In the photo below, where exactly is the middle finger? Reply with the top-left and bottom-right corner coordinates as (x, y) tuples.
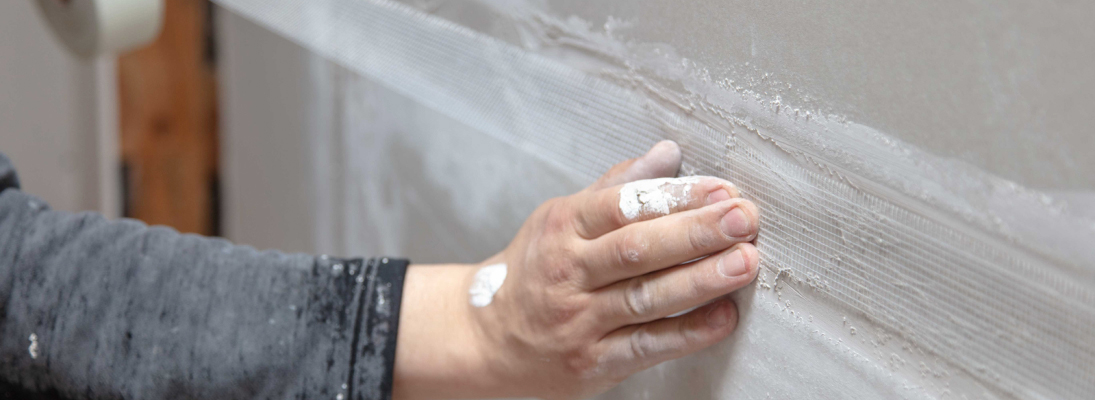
(577, 197), (759, 289)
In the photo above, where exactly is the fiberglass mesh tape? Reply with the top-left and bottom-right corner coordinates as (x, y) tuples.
(212, 0), (1095, 398)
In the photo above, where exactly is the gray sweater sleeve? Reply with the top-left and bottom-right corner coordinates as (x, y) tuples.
(0, 154), (407, 400)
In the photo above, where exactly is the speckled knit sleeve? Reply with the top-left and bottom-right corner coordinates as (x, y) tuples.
(0, 153), (407, 400)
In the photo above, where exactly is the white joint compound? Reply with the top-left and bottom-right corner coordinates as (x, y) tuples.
(469, 263), (507, 307)
(618, 177), (700, 220)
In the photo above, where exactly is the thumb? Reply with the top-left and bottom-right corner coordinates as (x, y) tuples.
(587, 140), (682, 191)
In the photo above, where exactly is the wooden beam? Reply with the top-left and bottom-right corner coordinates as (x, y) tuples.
(118, 0), (219, 235)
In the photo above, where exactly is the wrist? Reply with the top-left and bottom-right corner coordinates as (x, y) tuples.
(392, 263), (509, 400)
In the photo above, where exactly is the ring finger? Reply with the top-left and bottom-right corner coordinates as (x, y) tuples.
(596, 243), (759, 327)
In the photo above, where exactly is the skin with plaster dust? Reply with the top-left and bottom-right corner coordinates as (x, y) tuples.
(618, 177), (700, 220)
(469, 263), (507, 307)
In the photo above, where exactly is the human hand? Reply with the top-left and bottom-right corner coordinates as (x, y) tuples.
(394, 141), (760, 400)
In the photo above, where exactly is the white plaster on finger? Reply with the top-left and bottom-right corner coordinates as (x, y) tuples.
(618, 177), (701, 220)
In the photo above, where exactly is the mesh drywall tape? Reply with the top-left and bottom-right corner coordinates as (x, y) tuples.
(211, 0), (1095, 398)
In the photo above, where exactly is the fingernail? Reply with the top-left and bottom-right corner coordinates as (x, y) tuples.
(706, 302), (732, 328)
(718, 249), (748, 277)
(720, 206), (752, 237)
(706, 189), (731, 205)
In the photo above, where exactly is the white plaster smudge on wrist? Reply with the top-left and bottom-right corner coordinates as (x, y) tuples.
(469, 263), (508, 307)
(618, 177), (700, 220)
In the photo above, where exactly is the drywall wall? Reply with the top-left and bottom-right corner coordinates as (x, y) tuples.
(405, 0), (1095, 192)
(215, 1), (1094, 398)
(0, 1), (118, 216)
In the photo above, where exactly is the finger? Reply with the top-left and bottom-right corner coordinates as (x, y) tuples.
(596, 244), (758, 327)
(580, 198), (759, 288)
(573, 176), (741, 239)
(586, 140), (682, 192)
(593, 299), (738, 377)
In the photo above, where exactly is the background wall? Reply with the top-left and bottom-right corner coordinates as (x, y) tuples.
(0, 1), (118, 217)
(216, 10), (336, 253)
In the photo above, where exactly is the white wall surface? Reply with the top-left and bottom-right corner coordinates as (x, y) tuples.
(216, 10), (336, 254)
(0, 1), (117, 216)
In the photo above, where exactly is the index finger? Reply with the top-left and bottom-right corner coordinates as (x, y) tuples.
(585, 141), (683, 192)
(571, 176), (741, 239)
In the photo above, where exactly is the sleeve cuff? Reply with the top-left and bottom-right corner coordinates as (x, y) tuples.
(346, 257), (408, 400)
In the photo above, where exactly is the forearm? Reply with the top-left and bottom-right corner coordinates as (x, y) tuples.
(0, 189), (406, 399)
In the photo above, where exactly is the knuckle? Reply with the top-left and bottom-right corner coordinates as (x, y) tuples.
(543, 252), (582, 285)
(546, 293), (587, 325)
(563, 347), (602, 378)
(614, 233), (645, 268)
(541, 198), (574, 235)
(628, 326), (655, 360)
(687, 215), (720, 250)
(623, 276), (655, 319)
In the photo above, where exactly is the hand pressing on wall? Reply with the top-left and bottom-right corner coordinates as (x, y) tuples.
(395, 141), (761, 400)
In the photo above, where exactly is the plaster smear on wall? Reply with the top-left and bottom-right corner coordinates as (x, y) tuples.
(213, 0), (1095, 398)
